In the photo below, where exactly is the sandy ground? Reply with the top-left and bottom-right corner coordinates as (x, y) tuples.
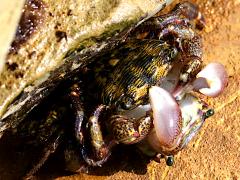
(1, 0), (240, 179)
(55, 0), (240, 179)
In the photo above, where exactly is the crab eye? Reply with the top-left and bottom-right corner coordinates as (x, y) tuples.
(203, 109), (214, 119)
(120, 98), (134, 110)
(165, 155), (174, 166)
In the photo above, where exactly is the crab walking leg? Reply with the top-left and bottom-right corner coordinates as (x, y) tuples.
(70, 84), (85, 144)
(192, 62), (228, 97)
(156, 2), (205, 44)
(137, 114), (153, 141)
(24, 106), (66, 179)
(179, 35), (203, 83)
(81, 105), (113, 167)
(158, 2), (206, 84)
(159, 25), (195, 40)
(134, 1), (205, 39)
(157, 3), (205, 83)
(89, 105), (108, 158)
(70, 85), (111, 166)
(172, 1), (205, 29)
(24, 134), (63, 179)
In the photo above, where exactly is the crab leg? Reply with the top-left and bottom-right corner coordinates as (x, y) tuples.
(23, 104), (66, 179)
(157, 2), (205, 40)
(82, 105), (114, 167)
(70, 85), (111, 167)
(172, 1), (205, 29)
(179, 35), (203, 83)
(160, 2), (205, 83)
(24, 134), (63, 179)
(89, 105), (109, 159)
(70, 84), (85, 144)
(133, 2), (205, 40)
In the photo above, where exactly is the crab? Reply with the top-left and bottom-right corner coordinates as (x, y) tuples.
(0, 1), (228, 178)
(136, 62), (228, 165)
(68, 2), (228, 167)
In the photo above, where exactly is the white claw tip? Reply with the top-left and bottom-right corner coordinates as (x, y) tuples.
(193, 62), (228, 97)
(149, 86), (181, 149)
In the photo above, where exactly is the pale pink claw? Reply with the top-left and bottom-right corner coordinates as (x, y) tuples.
(192, 62), (228, 97)
(149, 86), (182, 152)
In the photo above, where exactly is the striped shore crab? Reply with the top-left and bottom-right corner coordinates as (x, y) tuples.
(0, 1), (228, 178)
(70, 2), (227, 167)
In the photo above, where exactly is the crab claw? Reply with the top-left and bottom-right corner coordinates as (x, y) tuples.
(192, 62), (228, 97)
(148, 86), (182, 153)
